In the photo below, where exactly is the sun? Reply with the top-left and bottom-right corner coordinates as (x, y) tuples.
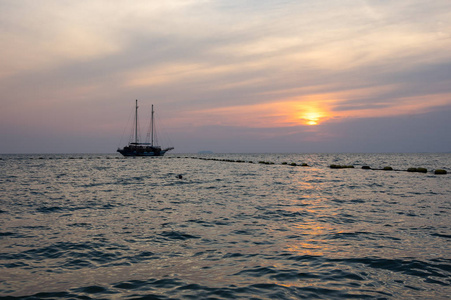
(301, 111), (323, 126)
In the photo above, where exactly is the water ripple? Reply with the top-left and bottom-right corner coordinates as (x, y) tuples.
(1, 153), (450, 299)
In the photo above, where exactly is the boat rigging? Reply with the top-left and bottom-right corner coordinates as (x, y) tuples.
(117, 100), (174, 156)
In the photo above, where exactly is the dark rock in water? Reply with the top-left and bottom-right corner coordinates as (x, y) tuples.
(177, 174), (183, 179)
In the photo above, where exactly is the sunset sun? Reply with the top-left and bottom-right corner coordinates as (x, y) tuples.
(303, 112), (322, 125)
(296, 107), (327, 126)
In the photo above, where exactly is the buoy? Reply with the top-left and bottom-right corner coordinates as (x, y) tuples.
(417, 167), (427, 173)
(407, 167), (427, 173)
(330, 164), (354, 169)
(177, 174), (183, 179)
(434, 169), (447, 175)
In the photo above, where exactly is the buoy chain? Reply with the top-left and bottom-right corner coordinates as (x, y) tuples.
(175, 156), (447, 175)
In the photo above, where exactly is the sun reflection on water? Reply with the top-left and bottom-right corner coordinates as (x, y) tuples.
(285, 221), (334, 256)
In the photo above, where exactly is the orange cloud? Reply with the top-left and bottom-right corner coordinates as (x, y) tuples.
(180, 100), (333, 128)
(174, 85), (451, 130)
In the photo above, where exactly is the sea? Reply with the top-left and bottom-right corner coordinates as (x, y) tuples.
(1, 153), (450, 299)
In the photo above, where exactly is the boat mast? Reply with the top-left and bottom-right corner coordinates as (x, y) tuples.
(151, 104), (154, 147)
(135, 99), (138, 144)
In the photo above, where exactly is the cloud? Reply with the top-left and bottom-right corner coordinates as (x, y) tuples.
(1, 0), (451, 153)
(0, 1), (124, 79)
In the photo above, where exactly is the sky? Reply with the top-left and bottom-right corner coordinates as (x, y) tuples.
(1, 0), (451, 153)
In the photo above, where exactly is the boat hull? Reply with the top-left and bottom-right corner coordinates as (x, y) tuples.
(117, 150), (168, 157)
(117, 146), (174, 157)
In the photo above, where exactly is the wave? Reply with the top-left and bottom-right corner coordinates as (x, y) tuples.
(3, 277), (396, 299)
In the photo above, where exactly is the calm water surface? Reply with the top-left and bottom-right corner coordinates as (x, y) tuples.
(1, 153), (450, 299)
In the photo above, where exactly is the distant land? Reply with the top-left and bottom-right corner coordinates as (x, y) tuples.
(198, 151), (214, 154)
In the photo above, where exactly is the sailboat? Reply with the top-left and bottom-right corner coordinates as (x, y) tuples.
(117, 100), (174, 156)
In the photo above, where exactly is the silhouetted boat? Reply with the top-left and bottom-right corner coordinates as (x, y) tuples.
(117, 100), (174, 156)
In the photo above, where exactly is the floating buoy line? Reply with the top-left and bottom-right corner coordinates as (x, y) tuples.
(328, 164), (447, 174)
(3, 155), (447, 175)
(179, 157), (447, 175)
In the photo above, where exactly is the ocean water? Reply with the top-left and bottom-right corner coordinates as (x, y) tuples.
(1, 153), (450, 299)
